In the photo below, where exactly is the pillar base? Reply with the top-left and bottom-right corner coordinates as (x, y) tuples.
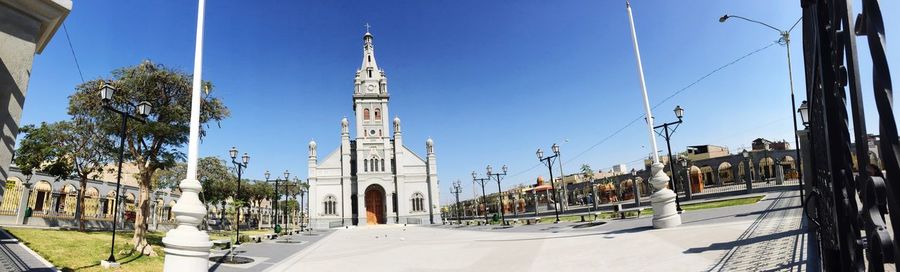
(100, 260), (119, 268)
(650, 188), (681, 229)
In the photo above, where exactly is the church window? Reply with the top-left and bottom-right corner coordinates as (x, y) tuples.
(364, 159), (368, 172)
(368, 69), (372, 78)
(372, 159), (378, 172)
(378, 129), (382, 137)
(324, 195), (338, 215)
(368, 55), (372, 62)
(364, 109), (370, 120)
(381, 159), (385, 171)
(411, 192), (425, 212)
(374, 109), (381, 120)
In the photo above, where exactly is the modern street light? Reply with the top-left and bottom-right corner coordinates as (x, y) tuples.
(487, 165), (509, 225)
(654, 105), (684, 213)
(450, 180), (463, 224)
(229, 147), (249, 244)
(264, 170), (289, 233)
(98, 82), (152, 264)
(472, 171), (491, 224)
(537, 144), (562, 223)
(720, 14), (804, 202)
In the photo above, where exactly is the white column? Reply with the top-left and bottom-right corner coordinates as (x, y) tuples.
(625, 1), (680, 229)
(162, 0), (211, 270)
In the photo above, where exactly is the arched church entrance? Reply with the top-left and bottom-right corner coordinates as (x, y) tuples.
(365, 184), (386, 225)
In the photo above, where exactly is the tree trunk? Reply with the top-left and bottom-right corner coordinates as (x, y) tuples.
(131, 171), (157, 256)
(77, 176), (88, 231)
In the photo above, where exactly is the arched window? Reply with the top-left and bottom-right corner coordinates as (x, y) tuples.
(381, 159), (385, 171)
(324, 195), (338, 215)
(364, 109), (370, 120)
(374, 108), (381, 120)
(364, 159), (368, 172)
(411, 192), (425, 212)
(372, 159), (378, 172)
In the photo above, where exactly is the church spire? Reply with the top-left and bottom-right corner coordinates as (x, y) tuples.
(361, 24), (379, 74)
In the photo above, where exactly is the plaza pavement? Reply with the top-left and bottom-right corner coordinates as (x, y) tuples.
(245, 189), (807, 272)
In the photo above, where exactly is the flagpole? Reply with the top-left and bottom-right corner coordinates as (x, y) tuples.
(162, 0), (212, 269)
(625, 1), (681, 228)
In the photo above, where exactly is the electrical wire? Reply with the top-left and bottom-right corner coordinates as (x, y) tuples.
(62, 23), (85, 83)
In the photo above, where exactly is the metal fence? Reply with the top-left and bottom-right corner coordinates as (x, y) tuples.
(801, 0), (896, 270)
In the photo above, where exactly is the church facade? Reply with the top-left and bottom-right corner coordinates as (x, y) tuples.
(307, 31), (441, 228)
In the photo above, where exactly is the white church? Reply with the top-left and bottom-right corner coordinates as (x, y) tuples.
(307, 30), (441, 228)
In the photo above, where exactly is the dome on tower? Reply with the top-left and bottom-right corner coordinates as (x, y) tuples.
(393, 116), (401, 126)
(309, 140), (317, 149)
(341, 117), (349, 127)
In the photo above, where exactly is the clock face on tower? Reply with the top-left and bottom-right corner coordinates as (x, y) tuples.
(366, 84), (376, 93)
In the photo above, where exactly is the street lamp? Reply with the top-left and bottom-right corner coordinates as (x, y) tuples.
(298, 182), (307, 231)
(631, 168), (640, 207)
(229, 147), (249, 245)
(798, 100), (809, 126)
(487, 164), (509, 225)
(264, 170), (290, 234)
(472, 171), (491, 224)
(720, 13), (804, 202)
(98, 82), (152, 264)
(654, 105), (684, 212)
(537, 144), (562, 223)
(680, 157), (692, 200)
(450, 181), (463, 224)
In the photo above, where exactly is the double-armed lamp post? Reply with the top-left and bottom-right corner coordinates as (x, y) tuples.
(264, 170), (290, 233)
(228, 147), (249, 245)
(537, 144), (562, 223)
(487, 164), (509, 225)
(450, 180), (463, 224)
(472, 171), (491, 223)
(654, 105), (685, 213)
(99, 82), (152, 265)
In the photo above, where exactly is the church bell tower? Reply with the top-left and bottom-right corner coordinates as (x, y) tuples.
(353, 27), (390, 141)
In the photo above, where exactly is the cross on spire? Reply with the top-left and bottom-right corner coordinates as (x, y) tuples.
(365, 23), (371, 33)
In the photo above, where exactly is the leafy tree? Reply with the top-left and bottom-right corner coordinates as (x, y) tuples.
(580, 164), (594, 183)
(153, 156), (235, 230)
(14, 120), (111, 231)
(68, 61), (229, 254)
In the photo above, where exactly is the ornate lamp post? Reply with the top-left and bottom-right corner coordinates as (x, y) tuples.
(798, 101), (809, 126)
(298, 182), (307, 231)
(450, 180), (463, 224)
(680, 157), (692, 200)
(98, 82), (152, 266)
(228, 147), (249, 245)
(487, 165), (508, 225)
(654, 105), (684, 213)
(743, 149), (753, 193)
(264, 170), (290, 233)
(631, 169), (641, 207)
(472, 171), (491, 223)
(537, 144), (562, 223)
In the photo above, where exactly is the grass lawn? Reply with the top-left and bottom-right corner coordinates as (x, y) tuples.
(681, 195), (765, 211)
(5, 228), (165, 272)
(554, 195), (764, 223)
(207, 229), (274, 242)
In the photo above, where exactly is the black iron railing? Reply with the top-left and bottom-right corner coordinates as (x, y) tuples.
(801, 0), (895, 270)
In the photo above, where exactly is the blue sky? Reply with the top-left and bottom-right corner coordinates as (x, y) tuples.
(21, 1), (900, 204)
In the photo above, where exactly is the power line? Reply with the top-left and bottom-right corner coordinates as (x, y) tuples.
(563, 41), (779, 165)
(62, 23), (85, 83)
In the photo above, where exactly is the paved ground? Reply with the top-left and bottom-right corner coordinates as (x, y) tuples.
(208, 230), (334, 272)
(256, 190), (807, 272)
(0, 228), (56, 271)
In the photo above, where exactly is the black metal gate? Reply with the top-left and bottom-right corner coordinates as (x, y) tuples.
(801, 0), (896, 270)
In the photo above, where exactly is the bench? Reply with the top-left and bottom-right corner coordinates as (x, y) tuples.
(613, 204), (646, 219)
(523, 217), (542, 225)
(212, 239), (231, 249)
(579, 212), (603, 222)
(249, 235), (263, 243)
